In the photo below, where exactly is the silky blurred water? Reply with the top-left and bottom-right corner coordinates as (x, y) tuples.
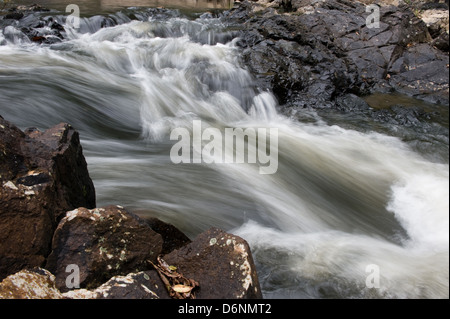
(0, 6), (448, 298)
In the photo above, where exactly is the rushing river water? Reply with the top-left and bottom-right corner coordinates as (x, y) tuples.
(0, 4), (448, 299)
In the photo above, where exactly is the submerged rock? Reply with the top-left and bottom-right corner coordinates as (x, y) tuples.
(0, 116), (96, 281)
(45, 205), (163, 292)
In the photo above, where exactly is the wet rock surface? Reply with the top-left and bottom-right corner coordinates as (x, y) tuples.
(223, 0), (449, 109)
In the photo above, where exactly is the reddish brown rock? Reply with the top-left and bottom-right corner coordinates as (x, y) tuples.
(164, 228), (262, 299)
(0, 116), (96, 281)
(45, 205), (163, 292)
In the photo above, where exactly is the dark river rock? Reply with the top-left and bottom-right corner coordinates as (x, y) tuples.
(223, 0), (449, 110)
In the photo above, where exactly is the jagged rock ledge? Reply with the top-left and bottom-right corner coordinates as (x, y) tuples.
(223, 0), (449, 110)
(0, 116), (262, 299)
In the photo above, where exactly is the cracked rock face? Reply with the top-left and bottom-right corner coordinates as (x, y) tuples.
(0, 115), (96, 281)
(163, 227), (262, 299)
(45, 205), (163, 292)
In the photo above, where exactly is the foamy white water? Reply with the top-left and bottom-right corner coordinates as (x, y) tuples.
(1, 9), (448, 298)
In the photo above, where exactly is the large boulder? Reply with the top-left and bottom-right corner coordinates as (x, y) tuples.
(45, 205), (163, 292)
(0, 116), (96, 281)
(163, 228), (262, 299)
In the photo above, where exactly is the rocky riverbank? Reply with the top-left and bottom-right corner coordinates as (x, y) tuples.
(0, 116), (262, 299)
(223, 0), (449, 111)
